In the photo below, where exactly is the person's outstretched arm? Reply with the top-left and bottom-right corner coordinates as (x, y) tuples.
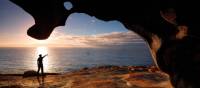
(43, 54), (48, 58)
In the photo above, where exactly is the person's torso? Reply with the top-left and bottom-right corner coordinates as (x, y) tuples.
(38, 57), (43, 63)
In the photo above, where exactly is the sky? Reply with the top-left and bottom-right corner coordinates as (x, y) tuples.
(0, 0), (145, 47)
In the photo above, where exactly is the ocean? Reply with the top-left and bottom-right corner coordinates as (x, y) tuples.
(0, 43), (153, 74)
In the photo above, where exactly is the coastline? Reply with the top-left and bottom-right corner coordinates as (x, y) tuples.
(0, 65), (172, 88)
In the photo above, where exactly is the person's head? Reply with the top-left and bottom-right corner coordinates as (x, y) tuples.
(39, 54), (42, 57)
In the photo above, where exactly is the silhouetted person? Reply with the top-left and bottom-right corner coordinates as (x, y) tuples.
(37, 54), (48, 75)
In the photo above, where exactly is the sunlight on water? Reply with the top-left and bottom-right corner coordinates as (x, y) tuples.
(0, 44), (153, 74)
(36, 46), (49, 72)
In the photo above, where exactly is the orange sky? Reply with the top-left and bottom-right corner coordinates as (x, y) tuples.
(0, 29), (144, 48)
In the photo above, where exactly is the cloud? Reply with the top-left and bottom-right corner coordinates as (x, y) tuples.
(46, 30), (145, 47)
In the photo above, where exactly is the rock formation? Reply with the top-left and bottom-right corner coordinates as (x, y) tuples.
(10, 0), (200, 87)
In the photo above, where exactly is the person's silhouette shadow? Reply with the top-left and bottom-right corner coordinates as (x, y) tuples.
(37, 76), (45, 88)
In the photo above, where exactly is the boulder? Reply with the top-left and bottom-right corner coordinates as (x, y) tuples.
(23, 70), (37, 77)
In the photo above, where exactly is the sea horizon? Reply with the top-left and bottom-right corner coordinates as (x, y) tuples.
(0, 43), (153, 74)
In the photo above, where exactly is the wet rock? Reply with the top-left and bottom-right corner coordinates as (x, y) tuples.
(0, 85), (23, 88)
(148, 66), (160, 72)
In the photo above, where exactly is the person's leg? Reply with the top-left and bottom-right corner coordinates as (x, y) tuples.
(41, 64), (44, 75)
(37, 64), (41, 74)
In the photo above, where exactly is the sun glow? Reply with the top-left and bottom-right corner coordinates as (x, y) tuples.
(36, 46), (49, 70)
(34, 40), (49, 46)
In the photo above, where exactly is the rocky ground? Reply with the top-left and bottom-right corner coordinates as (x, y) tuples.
(0, 65), (172, 88)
